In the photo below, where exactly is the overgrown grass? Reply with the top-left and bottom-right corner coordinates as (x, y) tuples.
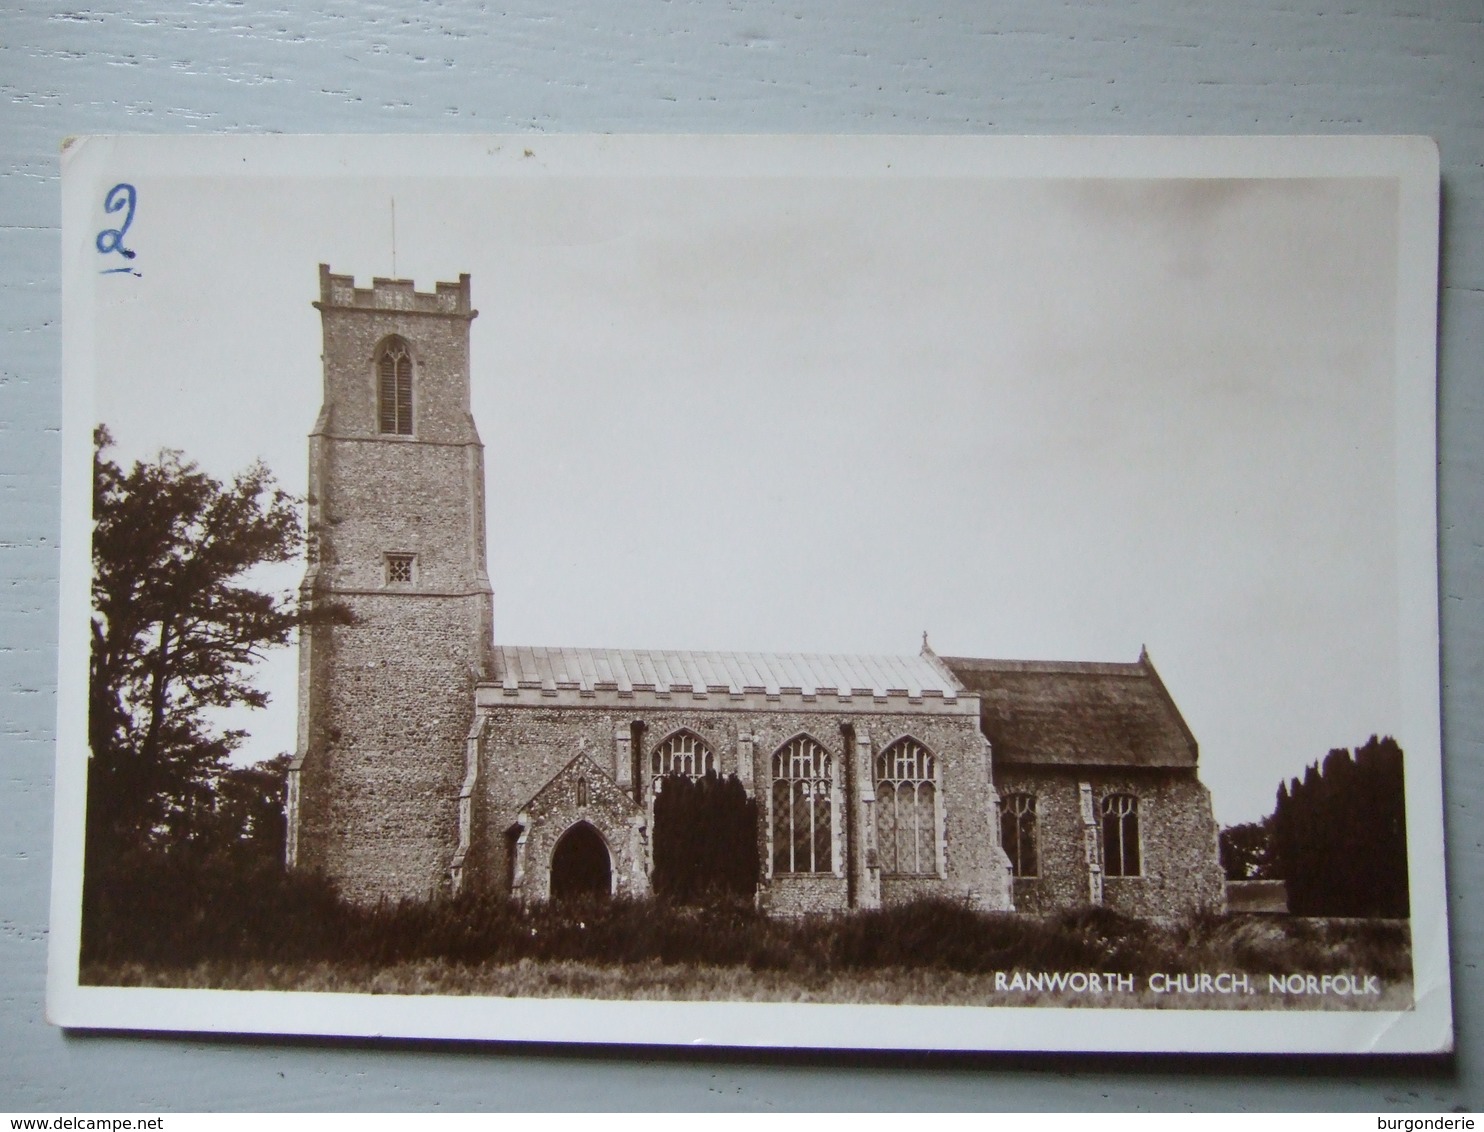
(89, 956), (1416, 1009)
(79, 858), (1412, 1007)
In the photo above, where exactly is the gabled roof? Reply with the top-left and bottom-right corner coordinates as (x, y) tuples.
(488, 645), (960, 700)
(940, 650), (1198, 768)
(518, 751), (642, 816)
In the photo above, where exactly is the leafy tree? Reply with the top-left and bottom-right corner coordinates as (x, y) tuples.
(199, 753), (296, 869)
(1219, 816), (1279, 881)
(87, 426), (309, 874)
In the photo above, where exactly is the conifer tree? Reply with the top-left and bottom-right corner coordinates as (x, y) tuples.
(652, 770), (759, 901)
(1271, 735), (1408, 916)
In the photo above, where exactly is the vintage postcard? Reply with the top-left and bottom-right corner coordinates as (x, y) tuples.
(49, 134), (1448, 1053)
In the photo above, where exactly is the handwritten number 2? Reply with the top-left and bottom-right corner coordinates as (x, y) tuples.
(96, 183), (137, 261)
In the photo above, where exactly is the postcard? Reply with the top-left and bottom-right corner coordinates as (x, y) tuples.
(49, 134), (1448, 1053)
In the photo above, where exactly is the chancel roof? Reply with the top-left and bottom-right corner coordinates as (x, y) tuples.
(488, 645), (961, 700)
(941, 651), (1199, 768)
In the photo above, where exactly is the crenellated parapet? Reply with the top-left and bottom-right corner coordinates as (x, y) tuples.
(315, 265), (476, 319)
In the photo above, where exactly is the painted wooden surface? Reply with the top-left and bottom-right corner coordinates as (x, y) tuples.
(2, 0), (1480, 1110)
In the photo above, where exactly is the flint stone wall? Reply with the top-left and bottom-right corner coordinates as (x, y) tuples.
(315, 269), (477, 448)
(512, 755), (649, 901)
(473, 700), (1012, 914)
(996, 765), (1227, 919)
(295, 594), (483, 902)
(312, 440), (488, 596)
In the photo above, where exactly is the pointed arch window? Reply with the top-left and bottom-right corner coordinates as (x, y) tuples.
(377, 336), (413, 435)
(651, 730), (715, 787)
(1101, 793), (1141, 877)
(999, 793), (1038, 877)
(875, 738), (938, 875)
(771, 736), (833, 874)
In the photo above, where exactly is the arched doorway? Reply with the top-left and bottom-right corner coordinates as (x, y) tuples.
(549, 822), (612, 900)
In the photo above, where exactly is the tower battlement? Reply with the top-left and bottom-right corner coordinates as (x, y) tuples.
(315, 264), (475, 319)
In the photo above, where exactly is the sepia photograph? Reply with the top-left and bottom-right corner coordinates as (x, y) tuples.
(49, 134), (1448, 1053)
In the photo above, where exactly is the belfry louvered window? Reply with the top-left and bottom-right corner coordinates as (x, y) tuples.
(651, 730), (715, 784)
(771, 736), (833, 874)
(875, 738), (938, 875)
(1101, 793), (1141, 877)
(377, 337), (413, 435)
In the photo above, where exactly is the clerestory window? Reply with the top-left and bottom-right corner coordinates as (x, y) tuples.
(1101, 793), (1141, 877)
(875, 738), (938, 875)
(771, 736), (833, 874)
(376, 337), (413, 435)
(999, 792), (1039, 877)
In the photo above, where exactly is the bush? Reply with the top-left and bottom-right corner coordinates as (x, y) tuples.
(80, 860), (1410, 987)
(81, 852), (346, 967)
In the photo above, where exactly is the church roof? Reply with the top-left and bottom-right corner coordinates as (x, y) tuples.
(940, 651), (1199, 768)
(488, 645), (962, 700)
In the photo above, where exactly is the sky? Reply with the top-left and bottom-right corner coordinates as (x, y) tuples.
(81, 148), (1417, 826)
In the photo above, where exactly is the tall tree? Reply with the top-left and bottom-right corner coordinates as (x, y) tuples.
(652, 771), (759, 902)
(1271, 735), (1408, 917)
(87, 427), (307, 871)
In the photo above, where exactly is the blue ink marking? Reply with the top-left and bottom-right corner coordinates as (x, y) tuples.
(96, 182), (137, 266)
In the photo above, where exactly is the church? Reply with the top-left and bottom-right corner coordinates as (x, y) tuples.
(285, 267), (1228, 920)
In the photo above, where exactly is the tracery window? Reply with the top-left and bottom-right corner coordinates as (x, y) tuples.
(651, 730), (715, 784)
(999, 792), (1038, 877)
(874, 738), (937, 875)
(384, 553), (415, 584)
(771, 736), (833, 874)
(376, 336), (413, 435)
(1101, 793), (1141, 877)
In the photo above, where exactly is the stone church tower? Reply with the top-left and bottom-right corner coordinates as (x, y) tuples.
(286, 266), (493, 902)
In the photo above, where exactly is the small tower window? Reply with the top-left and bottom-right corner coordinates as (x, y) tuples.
(377, 337), (413, 435)
(384, 553), (415, 584)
